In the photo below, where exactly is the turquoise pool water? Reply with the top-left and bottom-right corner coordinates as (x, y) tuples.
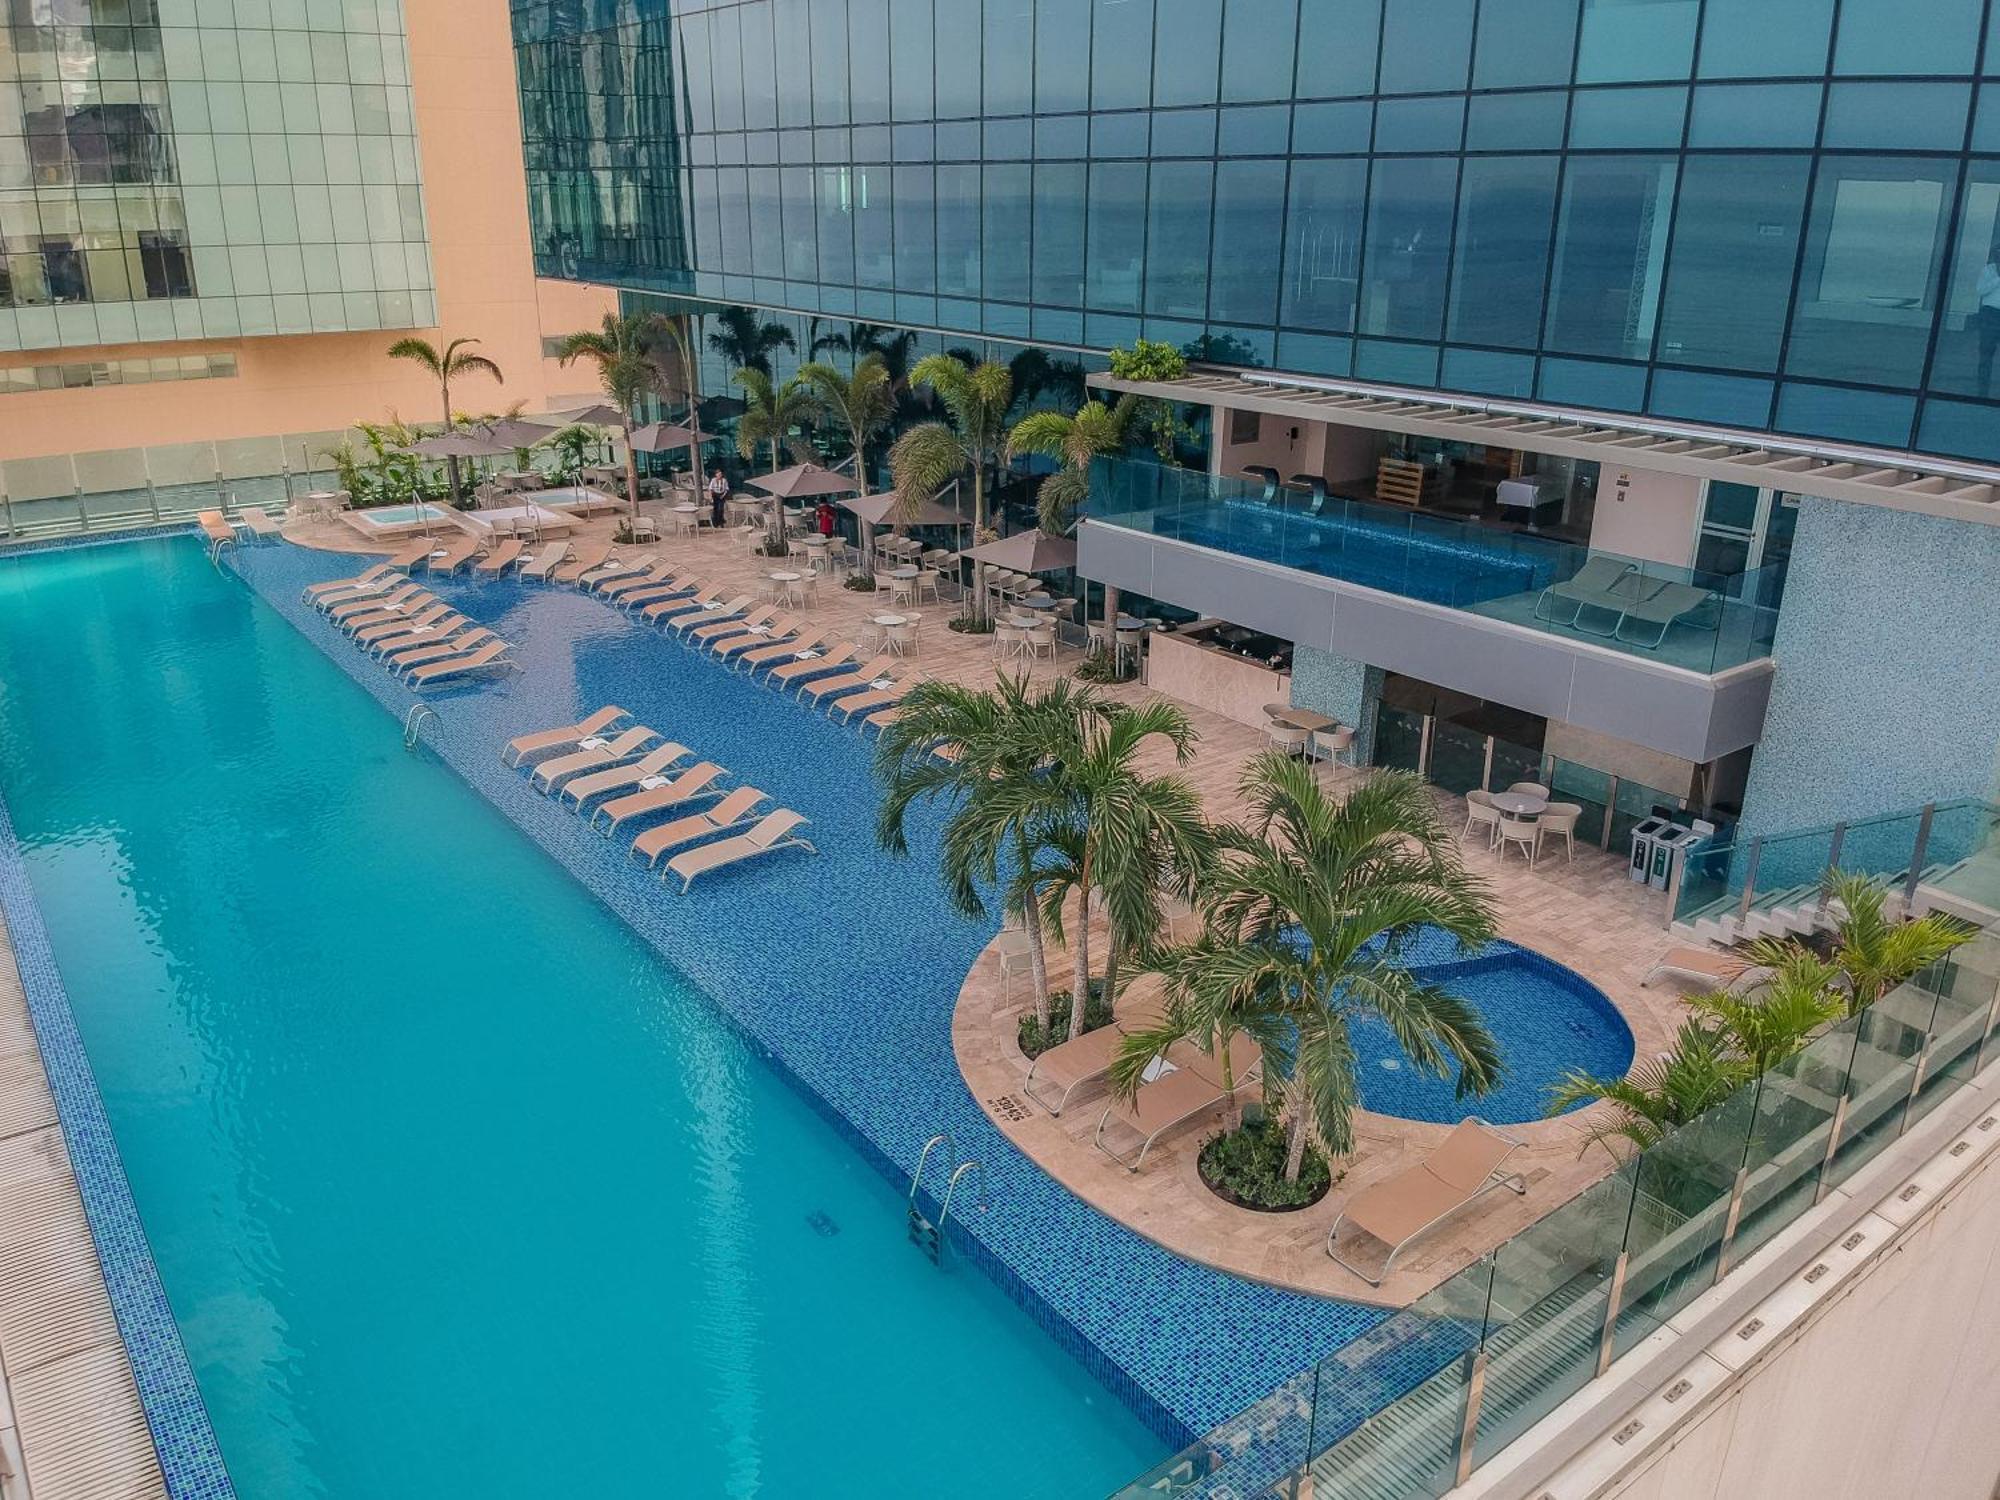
(353, 502), (450, 528)
(0, 539), (1159, 1498)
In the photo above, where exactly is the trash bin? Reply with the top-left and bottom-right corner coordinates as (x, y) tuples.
(1630, 816), (1671, 883)
(1652, 819), (1717, 892)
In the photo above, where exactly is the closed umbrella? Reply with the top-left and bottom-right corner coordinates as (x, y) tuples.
(478, 418), (555, 451)
(403, 430), (516, 459)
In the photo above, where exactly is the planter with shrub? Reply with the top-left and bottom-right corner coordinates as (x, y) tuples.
(1016, 979), (1112, 1060)
(1198, 1118), (1338, 1212)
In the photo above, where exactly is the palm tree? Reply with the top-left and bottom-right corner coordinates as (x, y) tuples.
(1115, 759), (1503, 1183)
(557, 310), (669, 522)
(874, 675), (1119, 1034)
(813, 322), (918, 388)
(733, 367), (817, 547)
(798, 354), (896, 492)
(889, 355), (1013, 620)
(1007, 393), (1151, 537)
(707, 305), (796, 376)
(385, 336), (502, 504)
(1747, 869), (1974, 1017)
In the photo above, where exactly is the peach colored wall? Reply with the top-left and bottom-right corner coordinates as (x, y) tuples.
(0, 0), (613, 466)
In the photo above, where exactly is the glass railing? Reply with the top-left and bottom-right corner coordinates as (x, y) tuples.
(1106, 925), (2000, 1500)
(1671, 799), (2000, 931)
(2, 433), (353, 542)
(1089, 460), (1783, 674)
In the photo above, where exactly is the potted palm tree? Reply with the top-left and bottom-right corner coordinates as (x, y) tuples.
(1746, 869), (1974, 1017)
(1113, 758), (1503, 1206)
(888, 355), (1013, 625)
(556, 311), (670, 523)
(385, 336), (502, 505)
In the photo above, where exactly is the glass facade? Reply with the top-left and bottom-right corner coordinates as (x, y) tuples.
(512, 0), (2000, 463)
(1, 0), (436, 354)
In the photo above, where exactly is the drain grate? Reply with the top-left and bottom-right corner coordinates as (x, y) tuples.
(805, 1209), (840, 1238)
(987, 1094), (1032, 1123)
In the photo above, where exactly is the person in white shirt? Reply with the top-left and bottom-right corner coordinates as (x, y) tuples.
(705, 465), (729, 529)
(1977, 241), (2000, 396)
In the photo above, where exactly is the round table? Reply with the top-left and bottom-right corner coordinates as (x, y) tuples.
(1489, 791), (1550, 818)
(768, 569), (805, 605)
(871, 613), (908, 628)
(1016, 594), (1056, 611)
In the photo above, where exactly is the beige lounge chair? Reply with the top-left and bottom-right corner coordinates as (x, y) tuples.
(798, 654), (897, 706)
(686, 602), (777, 646)
(1641, 945), (1767, 991)
(338, 591), (439, 634)
(423, 534), (482, 574)
(553, 542), (615, 584)
(197, 509), (236, 547)
(238, 506), (284, 541)
(390, 626), (495, 673)
(621, 575), (704, 612)
(352, 602), (452, 646)
(403, 637), (511, 686)
(368, 612), (470, 656)
(639, 786), (770, 867)
(1023, 979), (1172, 1116)
(710, 613), (799, 659)
(665, 809), (816, 891)
(327, 583), (425, 625)
(639, 583), (724, 621)
(597, 562), (680, 600)
(304, 562), (396, 603)
(580, 551), (656, 591)
(558, 742), (693, 808)
(474, 538), (525, 575)
(664, 594), (753, 637)
(1327, 1118), (1527, 1285)
(610, 764), (729, 844)
(1093, 1033), (1263, 1171)
(766, 641), (856, 687)
(501, 705), (630, 766)
(734, 626), (831, 673)
(530, 725), (659, 792)
(830, 679), (909, 723)
(519, 540), (573, 581)
(385, 539), (433, 573)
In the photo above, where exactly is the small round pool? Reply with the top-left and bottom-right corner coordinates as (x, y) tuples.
(1351, 935), (1634, 1125)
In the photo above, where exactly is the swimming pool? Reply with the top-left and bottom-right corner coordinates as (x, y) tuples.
(1353, 941), (1635, 1125)
(344, 502), (453, 535)
(0, 539), (1175, 1497)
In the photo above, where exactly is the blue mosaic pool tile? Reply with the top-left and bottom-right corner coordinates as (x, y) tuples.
(0, 785), (237, 1498)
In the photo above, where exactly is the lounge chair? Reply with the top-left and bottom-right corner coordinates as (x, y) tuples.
(686, 602), (778, 646)
(1532, 556), (1635, 626)
(310, 574), (403, 612)
(1326, 1119), (1527, 1286)
(709, 613), (799, 660)
(1641, 945), (1768, 991)
(580, 551), (656, 591)
(529, 725), (660, 792)
(552, 542), (615, 584)
(734, 626), (830, 672)
(388, 626), (495, 673)
(403, 637), (511, 686)
(352, 602), (452, 646)
(798, 655), (897, 707)
(638, 584), (724, 622)
(238, 506), (284, 541)
(304, 562), (395, 604)
(830, 678), (909, 723)
(665, 809), (816, 891)
(338, 592), (438, 634)
(519, 541), (573, 581)
(197, 510), (236, 548)
(473, 538), (525, 575)
(597, 562), (680, 601)
(608, 763), (729, 843)
(664, 594), (753, 637)
(1612, 580), (1717, 649)
(636, 786), (770, 865)
(385, 539), (433, 573)
(368, 612), (471, 657)
(1093, 1033), (1263, 1170)
(766, 641), (856, 688)
(501, 705), (630, 767)
(1023, 980), (1172, 1116)
(423, 534), (482, 574)
(327, 584), (424, 625)
(558, 742), (693, 808)
(621, 576), (705, 612)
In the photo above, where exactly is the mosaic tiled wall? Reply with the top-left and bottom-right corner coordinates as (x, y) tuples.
(1290, 643), (1381, 763)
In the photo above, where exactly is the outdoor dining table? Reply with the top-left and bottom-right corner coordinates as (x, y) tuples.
(1489, 791), (1550, 818)
(1017, 593), (1057, 610)
(671, 502), (700, 535)
(768, 569), (806, 606)
(1264, 704), (1338, 733)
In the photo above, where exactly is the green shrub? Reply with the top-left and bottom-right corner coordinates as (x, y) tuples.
(1076, 646), (1138, 684)
(1016, 979), (1112, 1060)
(1107, 339), (1188, 382)
(947, 613), (995, 634)
(843, 574), (877, 592)
(1198, 1118), (1337, 1211)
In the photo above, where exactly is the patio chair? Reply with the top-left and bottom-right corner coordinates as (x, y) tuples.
(384, 539), (433, 573)
(1023, 979), (1173, 1116)
(640, 585), (728, 623)
(501, 705), (629, 767)
(1534, 802), (1583, 863)
(1505, 781), (1551, 798)
(530, 725), (661, 792)
(327, 584), (426, 626)
(610, 763), (729, 845)
(686, 602), (777, 647)
(711, 614), (800, 661)
(665, 594), (755, 639)
(1326, 1119), (1527, 1286)
(830, 678), (909, 724)
(352, 603), (453, 647)
(237, 506), (284, 542)
(580, 551), (656, 591)
(1462, 789), (1502, 848)
(664, 809), (816, 892)
(338, 592), (439, 635)
(1093, 1033), (1263, 1171)
(1532, 556), (1636, 626)
(1023, 622), (1057, 662)
(1496, 812), (1539, 862)
(596, 561), (679, 600)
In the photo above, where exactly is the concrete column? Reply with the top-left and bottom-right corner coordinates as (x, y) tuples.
(1290, 644), (1382, 764)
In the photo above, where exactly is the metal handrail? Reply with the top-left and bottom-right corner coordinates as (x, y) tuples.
(908, 1132), (954, 1210)
(403, 703), (439, 751)
(937, 1159), (988, 1239)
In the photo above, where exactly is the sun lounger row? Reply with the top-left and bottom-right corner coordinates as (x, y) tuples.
(1532, 557), (1719, 649)
(498, 708), (816, 889)
(303, 563), (513, 686)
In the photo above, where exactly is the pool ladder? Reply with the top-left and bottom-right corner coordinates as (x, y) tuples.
(907, 1132), (988, 1267)
(403, 703), (439, 752)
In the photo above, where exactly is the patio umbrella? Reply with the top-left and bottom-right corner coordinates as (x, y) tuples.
(749, 463), (859, 548)
(839, 488), (969, 568)
(403, 430), (517, 459)
(541, 402), (627, 427)
(478, 418), (556, 450)
(960, 529), (1078, 574)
